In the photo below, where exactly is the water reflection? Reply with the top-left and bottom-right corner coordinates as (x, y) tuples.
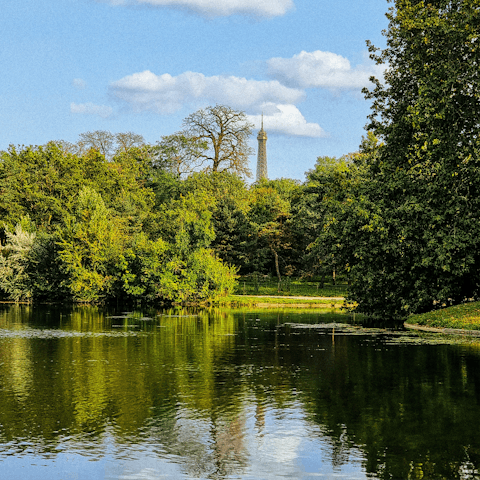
(1, 304), (480, 479)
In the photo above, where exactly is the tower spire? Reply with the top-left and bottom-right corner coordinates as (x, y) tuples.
(256, 114), (268, 181)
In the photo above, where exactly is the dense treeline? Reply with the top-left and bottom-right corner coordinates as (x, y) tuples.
(304, 0), (480, 319)
(0, 135), (342, 304)
(2, 0), (480, 315)
(0, 140), (237, 303)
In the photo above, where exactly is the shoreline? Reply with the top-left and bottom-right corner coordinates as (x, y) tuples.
(224, 294), (346, 308)
(404, 322), (480, 337)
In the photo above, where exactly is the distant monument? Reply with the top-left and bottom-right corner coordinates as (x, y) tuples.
(256, 114), (268, 181)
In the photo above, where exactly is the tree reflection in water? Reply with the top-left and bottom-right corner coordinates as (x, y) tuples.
(1, 304), (480, 479)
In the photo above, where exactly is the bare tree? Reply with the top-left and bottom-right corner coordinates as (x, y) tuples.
(115, 132), (145, 153)
(73, 131), (146, 159)
(78, 130), (115, 158)
(50, 140), (83, 156)
(181, 105), (254, 177)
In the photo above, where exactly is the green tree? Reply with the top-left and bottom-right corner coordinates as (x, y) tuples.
(0, 219), (36, 301)
(56, 187), (126, 302)
(294, 156), (352, 283)
(0, 143), (103, 229)
(26, 230), (71, 301)
(180, 172), (251, 270)
(348, 0), (480, 318)
(247, 179), (301, 279)
(0, 143), (158, 236)
(115, 232), (168, 302)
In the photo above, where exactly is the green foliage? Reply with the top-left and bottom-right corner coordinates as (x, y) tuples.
(246, 178), (302, 277)
(157, 248), (237, 303)
(116, 232), (168, 301)
(0, 220), (36, 301)
(291, 156), (356, 281)
(56, 187), (126, 302)
(0, 138), (241, 304)
(156, 190), (216, 252)
(26, 230), (70, 301)
(0, 143), (156, 232)
(343, 0), (480, 318)
(0, 143), (101, 229)
(180, 171), (251, 269)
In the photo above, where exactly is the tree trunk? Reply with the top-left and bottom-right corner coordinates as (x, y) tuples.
(273, 249), (281, 283)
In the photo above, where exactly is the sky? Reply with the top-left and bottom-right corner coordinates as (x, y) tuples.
(0, 0), (390, 181)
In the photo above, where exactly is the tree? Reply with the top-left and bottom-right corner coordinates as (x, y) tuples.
(115, 132), (145, 153)
(346, 0), (480, 318)
(247, 179), (301, 279)
(154, 133), (208, 177)
(294, 156), (353, 283)
(78, 130), (115, 158)
(74, 131), (145, 158)
(0, 219), (36, 301)
(0, 143), (108, 229)
(180, 172), (251, 270)
(181, 105), (254, 178)
(56, 187), (125, 302)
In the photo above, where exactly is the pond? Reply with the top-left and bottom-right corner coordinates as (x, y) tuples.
(1, 304), (480, 480)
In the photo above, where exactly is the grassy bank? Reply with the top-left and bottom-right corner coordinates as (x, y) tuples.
(406, 301), (480, 330)
(215, 295), (345, 308)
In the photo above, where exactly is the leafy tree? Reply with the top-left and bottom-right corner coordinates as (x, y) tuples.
(347, 0), (480, 318)
(156, 247), (237, 303)
(0, 143), (108, 229)
(115, 232), (168, 302)
(0, 219), (36, 301)
(56, 187), (126, 302)
(247, 178), (301, 279)
(26, 230), (71, 301)
(180, 105), (254, 177)
(156, 190), (216, 251)
(0, 143), (158, 236)
(294, 156), (352, 282)
(180, 172), (251, 270)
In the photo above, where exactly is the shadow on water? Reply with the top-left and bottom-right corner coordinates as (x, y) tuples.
(1, 303), (480, 479)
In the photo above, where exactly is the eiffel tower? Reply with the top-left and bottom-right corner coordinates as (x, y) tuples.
(256, 114), (268, 181)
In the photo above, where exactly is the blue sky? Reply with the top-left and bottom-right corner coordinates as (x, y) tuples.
(1, 0), (389, 181)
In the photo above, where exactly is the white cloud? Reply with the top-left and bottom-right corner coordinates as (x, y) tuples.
(72, 78), (86, 90)
(248, 103), (327, 138)
(110, 70), (304, 114)
(267, 50), (384, 90)
(70, 102), (113, 118)
(104, 0), (294, 17)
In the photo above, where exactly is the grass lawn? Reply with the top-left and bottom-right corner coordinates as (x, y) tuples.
(406, 301), (480, 330)
(234, 278), (347, 298)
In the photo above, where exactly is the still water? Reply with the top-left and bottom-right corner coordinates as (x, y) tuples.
(1, 305), (480, 480)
